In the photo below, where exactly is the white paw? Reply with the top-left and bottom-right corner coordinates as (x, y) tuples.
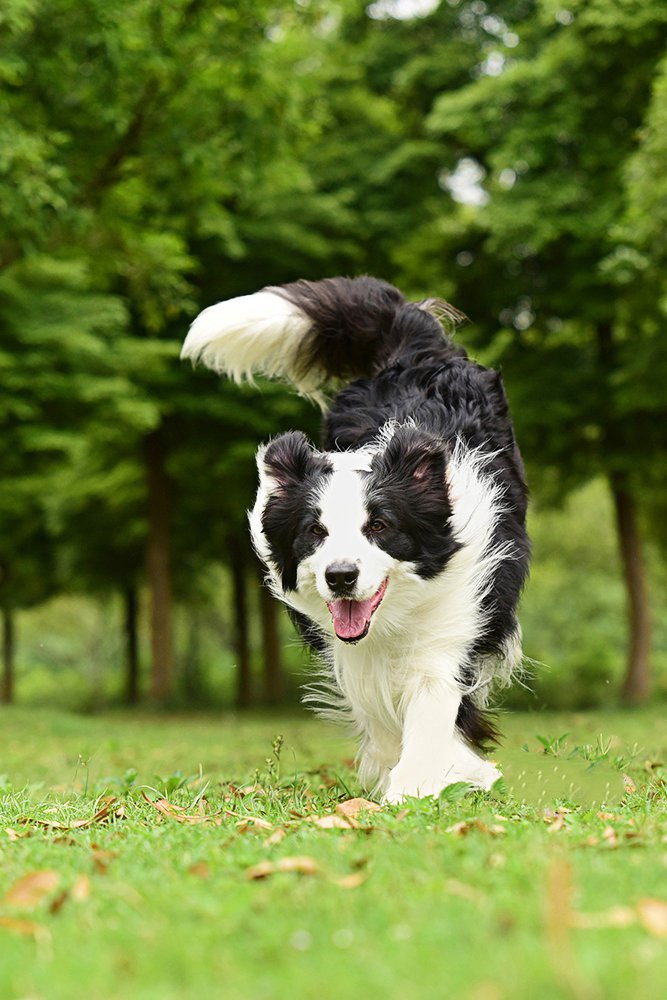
(383, 759), (502, 803)
(447, 758), (502, 791)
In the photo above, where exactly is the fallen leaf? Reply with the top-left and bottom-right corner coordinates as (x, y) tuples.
(446, 820), (505, 837)
(623, 774), (637, 795)
(265, 828), (286, 848)
(141, 792), (221, 826)
(70, 798), (117, 829)
(5, 828), (30, 842)
(307, 814), (353, 830)
(49, 890), (69, 915)
(246, 860), (275, 880)
(19, 798), (120, 833)
(335, 872), (367, 889)
(0, 915), (41, 936)
(71, 875), (91, 901)
(235, 816), (273, 832)
(247, 856), (319, 880)
(4, 870), (60, 910)
(602, 826), (619, 848)
(188, 862), (211, 879)
(637, 899), (667, 937)
(570, 906), (636, 930)
(547, 815), (566, 833)
(91, 848), (118, 874)
(336, 798), (381, 820)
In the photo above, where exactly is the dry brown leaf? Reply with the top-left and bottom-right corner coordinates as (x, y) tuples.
(336, 798), (381, 820)
(238, 784), (266, 796)
(70, 798), (117, 829)
(19, 798), (119, 833)
(547, 815), (566, 832)
(246, 860), (276, 880)
(265, 828), (286, 848)
(335, 872), (367, 889)
(5, 828), (30, 842)
(276, 856), (318, 875)
(71, 875), (91, 902)
(307, 814), (353, 830)
(623, 774), (637, 795)
(188, 862), (211, 879)
(91, 848), (118, 875)
(4, 870), (60, 910)
(247, 856), (319, 880)
(141, 792), (221, 826)
(447, 820), (504, 837)
(602, 825), (619, 848)
(235, 816), (273, 832)
(0, 915), (41, 936)
(637, 899), (667, 937)
(49, 890), (69, 915)
(570, 906), (636, 930)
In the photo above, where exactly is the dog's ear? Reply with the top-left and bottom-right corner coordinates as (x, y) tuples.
(377, 425), (448, 489)
(258, 431), (324, 494)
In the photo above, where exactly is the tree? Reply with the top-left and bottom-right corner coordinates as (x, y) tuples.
(398, 0), (667, 702)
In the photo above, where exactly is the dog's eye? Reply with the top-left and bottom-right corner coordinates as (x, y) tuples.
(368, 519), (386, 533)
(311, 524), (327, 537)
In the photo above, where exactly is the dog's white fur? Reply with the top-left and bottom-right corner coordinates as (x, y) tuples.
(250, 435), (513, 800)
(181, 290), (321, 395)
(185, 290), (521, 801)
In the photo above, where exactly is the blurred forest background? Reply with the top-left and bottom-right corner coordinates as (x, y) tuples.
(1, 0), (666, 714)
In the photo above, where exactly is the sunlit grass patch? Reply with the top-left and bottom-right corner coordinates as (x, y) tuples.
(0, 706), (666, 999)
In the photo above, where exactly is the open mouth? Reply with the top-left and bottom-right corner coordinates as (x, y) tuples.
(327, 578), (388, 643)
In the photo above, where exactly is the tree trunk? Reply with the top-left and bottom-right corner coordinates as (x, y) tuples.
(596, 322), (653, 704)
(182, 607), (203, 704)
(124, 586), (139, 705)
(609, 471), (652, 704)
(144, 429), (174, 703)
(259, 583), (283, 705)
(230, 542), (252, 708)
(1, 607), (15, 704)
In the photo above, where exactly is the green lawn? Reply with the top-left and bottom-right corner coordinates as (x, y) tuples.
(1, 705), (666, 1000)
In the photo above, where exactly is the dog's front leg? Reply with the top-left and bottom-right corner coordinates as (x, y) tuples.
(384, 681), (500, 803)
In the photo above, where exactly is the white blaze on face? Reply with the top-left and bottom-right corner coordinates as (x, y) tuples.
(305, 454), (392, 603)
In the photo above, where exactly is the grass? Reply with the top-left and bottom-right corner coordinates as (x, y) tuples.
(0, 705), (666, 1000)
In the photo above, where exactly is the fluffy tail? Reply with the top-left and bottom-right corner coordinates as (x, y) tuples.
(181, 275), (463, 397)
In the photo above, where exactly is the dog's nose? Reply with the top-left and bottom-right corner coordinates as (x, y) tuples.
(325, 561), (359, 594)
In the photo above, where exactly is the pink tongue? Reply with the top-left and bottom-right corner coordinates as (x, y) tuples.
(328, 598), (374, 640)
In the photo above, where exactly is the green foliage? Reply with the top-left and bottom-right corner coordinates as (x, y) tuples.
(1, 0), (667, 704)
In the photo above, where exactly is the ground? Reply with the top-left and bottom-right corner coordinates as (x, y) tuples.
(0, 705), (666, 1000)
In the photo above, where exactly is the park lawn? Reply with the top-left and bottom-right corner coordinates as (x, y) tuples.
(0, 706), (666, 1000)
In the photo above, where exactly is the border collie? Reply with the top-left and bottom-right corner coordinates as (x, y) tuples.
(181, 276), (530, 802)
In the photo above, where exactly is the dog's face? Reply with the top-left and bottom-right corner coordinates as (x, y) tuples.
(249, 425), (460, 643)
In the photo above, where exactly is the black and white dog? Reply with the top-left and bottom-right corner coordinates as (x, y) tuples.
(182, 276), (530, 801)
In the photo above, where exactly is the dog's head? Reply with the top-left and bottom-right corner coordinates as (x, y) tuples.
(249, 424), (460, 643)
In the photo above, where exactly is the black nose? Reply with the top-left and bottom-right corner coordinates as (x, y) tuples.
(325, 561), (359, 594)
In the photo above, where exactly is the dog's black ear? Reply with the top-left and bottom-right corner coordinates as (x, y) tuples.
(260, 431), (324, 493)
(377, 425), (448, 489)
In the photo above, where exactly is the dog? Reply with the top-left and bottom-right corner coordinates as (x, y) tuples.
(181, 276), (530, 802)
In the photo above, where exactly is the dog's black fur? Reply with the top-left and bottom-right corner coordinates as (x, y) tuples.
(271, 277), (531, 749)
